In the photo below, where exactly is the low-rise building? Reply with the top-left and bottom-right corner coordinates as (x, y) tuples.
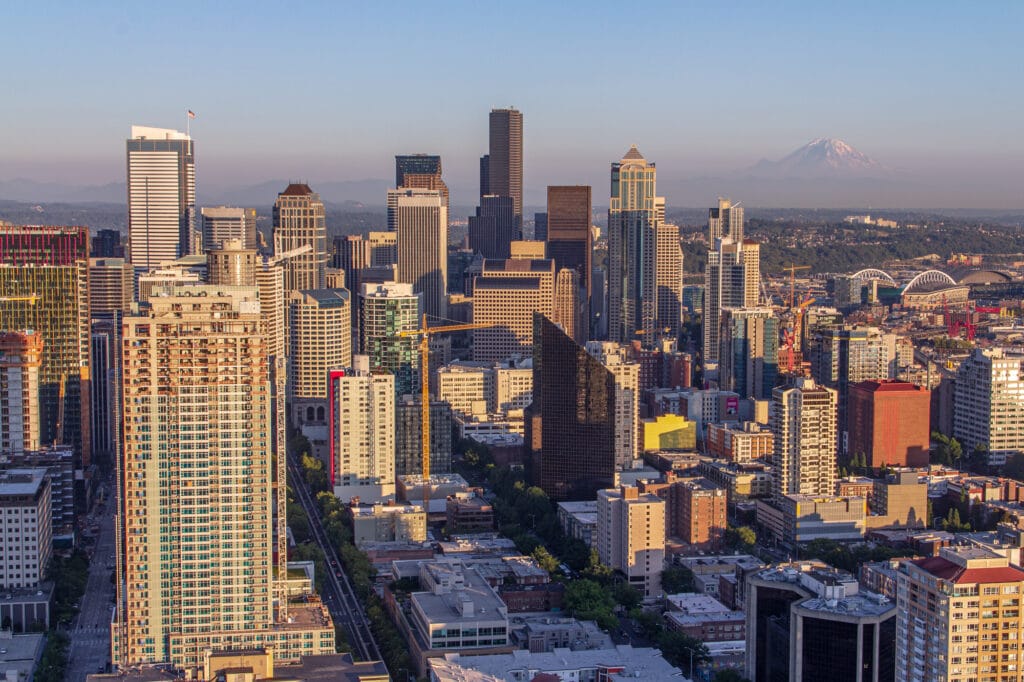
(698, 459), (773, 500)
(446, 490), (494, 535)
(706, 421), (773, 462)
(429, 645), (684, 682)
(349, 502), (427, 548)
(664, 593), (745, 643)
(556, 501), (598, 547)
(508, 615), (613, 653)
(756, 495), (866, 543)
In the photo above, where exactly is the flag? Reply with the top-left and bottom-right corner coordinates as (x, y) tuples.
(187, 110), (196, 119)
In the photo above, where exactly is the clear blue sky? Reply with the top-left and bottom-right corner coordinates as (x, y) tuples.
(2, 1), (1022, 207)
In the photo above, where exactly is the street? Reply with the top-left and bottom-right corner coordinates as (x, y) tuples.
(65, 488), (115, 681)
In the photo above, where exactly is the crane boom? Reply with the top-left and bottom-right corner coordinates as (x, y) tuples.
(398, 316), (491, 508)
(268, 245), (312, 266)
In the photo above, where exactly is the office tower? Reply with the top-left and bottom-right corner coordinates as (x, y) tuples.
(89, 257), (134, 316)
(527, 315), (617, 500)
(533, 212), (547, 242)
(808, 325), (890, 452)
(255, 261), (287, 363)
(484, 108), (523, 223)
(287, 289), (352, 425)
(393, 188), (448, 319)
(848, 380), (930, 468)
(719, 307), (779, 400)
(585, 341), (640, 468)
(0, 332), (42, 454)
(553, 267), (586, 344)
(953, 347), (1024, 467)
(670, 478), (727, 550)
(126, 126), (196, 271)
(469, 195), (518, 259)
(0, 470), (51, 589)
(708, 197), (744, 244)
(329, 368), (396, 503)
(368, 231), (398, 266)
(591, 266), (607, 339)
(90, 318), (119, 467)
(334, 234), (371, 282)
(396, 397), (452, 476)
(0, 225), (91, 468)
(770, 377), (837, 503)
(272, 183), (327, 292)
(597, 485), (665, 597)
(896, 547), (1024, 682)
(91, 228), (124, 258)
(547, 185), (592, 337)
(655, 221), (682, 338)
(703, 237), (760, 366)
(746, 562), (895, 682)
(607, 147), (665, 344)
(471, 256), (554, 361)
(396, 154), (449, 211)
(360, 281), (421, 394)
(114, 286), (334, 669)
(206, 239), (258, 287)
(201, 206), (257, 251)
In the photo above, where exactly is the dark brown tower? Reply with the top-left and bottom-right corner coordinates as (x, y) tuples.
(487, 108), (523, 224)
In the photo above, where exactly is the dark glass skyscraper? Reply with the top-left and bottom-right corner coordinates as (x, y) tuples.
(527, 314), (616, 501)
(546, 185), (592, 333)
(484, 108), (523, 224)
(468, 195), (517, 259)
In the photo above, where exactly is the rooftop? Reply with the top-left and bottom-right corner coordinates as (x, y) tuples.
(279, 183), (315, 196)
(431, 645), (685, 682)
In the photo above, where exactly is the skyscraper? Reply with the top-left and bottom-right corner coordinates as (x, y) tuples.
(468, 195), (518, 259)
(848, 380), (931, 468)
(607, 146), (661, 344)
(770, 378), (837, 503)
(471, 256), (554, 362)
(597, 485), (666, 597)
(288, 289), (352, 426)
(88, 257), (134, 317)
(360, 281), (421, 394)
(484, 108), (523, 224)
(703, 237), (760, 366)
(0, 331), (42, 454)
(546, 185), (592, 337)
(272, 183), (327, 292)
(114, 286), (334, 669)
(393, 188), (448, 320)
(0, 225), (91, 468)
(527, 314), (617, 500)
(396, 154), (449, 212)
(201, 206), (257, 251)
(206, 239), (258, 287)
(953, 347), (1024, 467)
(126, 126), (196, 273)
(655, 221), (682, 339)
(708, 197), (744, 244)
(719, 307), (779, 400)
(585, 341), (641, 468)
(329, 367), (396, 503)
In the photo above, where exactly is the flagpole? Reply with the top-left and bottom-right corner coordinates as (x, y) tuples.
(186, 109), (191, 138)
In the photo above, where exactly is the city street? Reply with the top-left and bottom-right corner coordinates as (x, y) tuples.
(65, 493), (115, 681)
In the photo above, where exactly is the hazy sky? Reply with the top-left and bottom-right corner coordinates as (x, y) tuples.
(2, 1), (1022, 207)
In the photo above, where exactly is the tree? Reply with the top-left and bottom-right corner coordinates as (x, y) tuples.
(657, 630), (710, 674)
(724, 525), (757, 552)
(612, 581), (642, 610)
(531, 546), (560, 573)
(564, 579), (617, 631)
(943, 508), (971, 532)
(582, 549), (614, 585)
(661, 565), (696, 594)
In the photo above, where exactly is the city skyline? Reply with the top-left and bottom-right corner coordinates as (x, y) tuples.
(2, 3), (1023, 208)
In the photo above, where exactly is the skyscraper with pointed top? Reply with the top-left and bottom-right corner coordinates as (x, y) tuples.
(272, 183), (327, 292)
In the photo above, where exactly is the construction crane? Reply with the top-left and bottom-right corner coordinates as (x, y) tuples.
(0, 294), (40, 305)
(398, 316), (490, 508)
(781, 265), (811, 308)
(267, 244), (312, 266)
(781, 296), (816, 373)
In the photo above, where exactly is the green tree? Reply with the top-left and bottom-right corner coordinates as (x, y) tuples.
(564, 579), (618, 631)
(724, 525), (757, 552)
(531, 546), (560, 573)
(612, 582), (642, 610)
(582, 549), (614, 585)
(943, 508), (971, 532)
(657, 630), (710, 674)
(661, 565), (696, 594)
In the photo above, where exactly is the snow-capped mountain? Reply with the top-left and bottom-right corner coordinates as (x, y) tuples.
(747, 138), (886, 178)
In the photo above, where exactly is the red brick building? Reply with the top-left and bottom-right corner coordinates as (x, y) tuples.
(848, 380), (931, 468)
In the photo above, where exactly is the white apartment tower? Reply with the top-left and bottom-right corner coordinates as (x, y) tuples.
(330, 369), (396, 503)
(954, 347), (1024, 467)
(586, 341), (640, 468)
(704, 237), (760, 366)
(0, 469), (52, 589)
(126, 126), (196, 274)
(597, 485), (665, 597)
(393, 188), (448, 320)
(770, 377), (838, 503)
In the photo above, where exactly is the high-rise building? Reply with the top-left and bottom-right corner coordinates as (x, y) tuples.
(552, 267), (586, 344)
(89, 257), (134, 316)
(396, 397), (452, 476)
(329, 368), (396, 503)
(468, 195), (519, 259)
(394, 188), (448, 320)
(848, 380), (931, 468)
(597, 485), (665, 597)
(655, 221), (682, 339)
(585, 341), (640, 469)
(770, 377), (837, 503)
(396, 154), (449, 212)
(527, 315), (617, 500)
(0, 332), (42, 454)
(669, 477), (728, 550)
(708, 197), (744, 244)
(126, 126), (196, 272)
(485, 108), (523, 224)
(746, 561), (895, 682)
(91, 228), (123, 258)
(546, 185), (592, 326)
(272, 183), (327, 292)
(953, 347), (1024, 467)
(255, 261), (287, 364)
(90, 318), (120, 467)
(287, 289), (352, 426)
(896, 546), (1024, 682)
(360, 281), (421, 394)
(200, 206), (257, 251)
(206, 239), (258, 287)
(607, 146), (661, 344)
(114, 286), (335, 669)
(0, 225), (91, 468)
(533, 212), (547, 242)
(471, 256), (554, 362)
(703, 237), (760, 366)
(0, 469), (51, 589)
(719, 307), (779, 400)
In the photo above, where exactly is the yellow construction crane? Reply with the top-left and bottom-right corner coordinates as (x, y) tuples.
(781, 265), (811, 308)
(398, 315), (490, 507)
(0, 294), (40, 305)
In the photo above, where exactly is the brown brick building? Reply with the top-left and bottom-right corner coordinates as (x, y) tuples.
(848, 380), (931, 468)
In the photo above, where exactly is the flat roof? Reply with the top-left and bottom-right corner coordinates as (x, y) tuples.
(432, 645), (683, 682)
